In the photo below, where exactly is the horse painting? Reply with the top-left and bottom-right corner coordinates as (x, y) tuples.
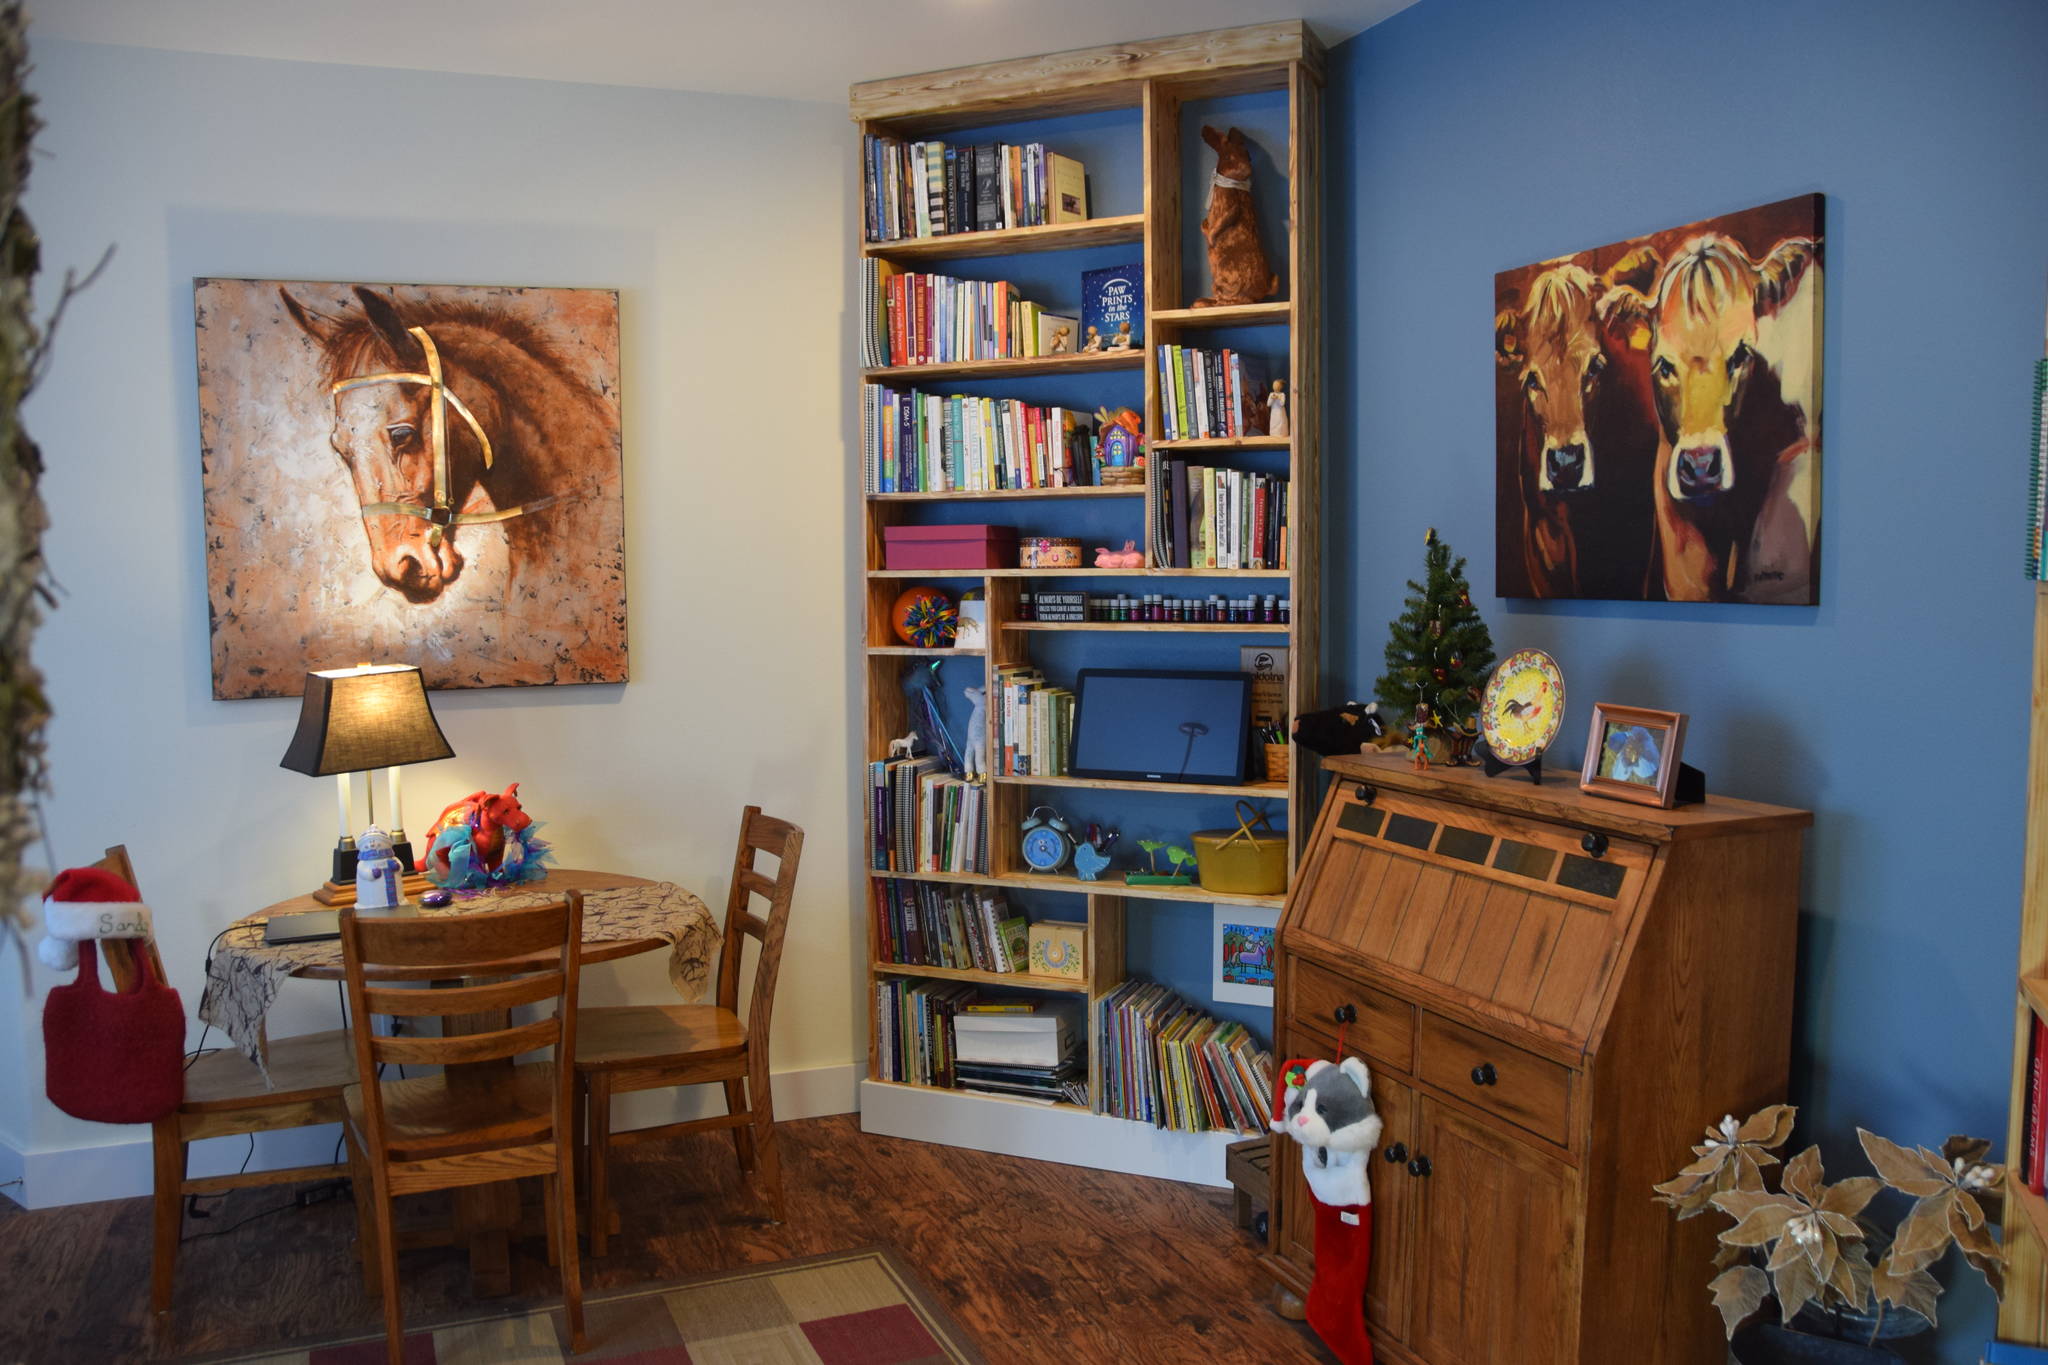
(195, 279), (626, 698)
(1494, 195), (1822, 604)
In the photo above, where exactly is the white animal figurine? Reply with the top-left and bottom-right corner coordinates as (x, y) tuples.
(354, 825), (405, 910)
(962, 687), (988, 780)
(888, 731), (919, 760)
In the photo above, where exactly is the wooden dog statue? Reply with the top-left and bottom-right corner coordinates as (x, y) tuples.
(1193, 126), (1279, 308)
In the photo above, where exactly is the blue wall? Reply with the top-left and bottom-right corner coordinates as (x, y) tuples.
(1328, 0), (2048, 1349)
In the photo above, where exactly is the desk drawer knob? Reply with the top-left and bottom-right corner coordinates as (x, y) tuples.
(1333, 1003), (1358, 1025)
(1407, 1155), (1432, 1178)
(1470, 1062), (1498, 1087)
(1580, 832), (1608, 858)
(1384, 1142), (1408, 1164)
(1353, 784), (1376, 804)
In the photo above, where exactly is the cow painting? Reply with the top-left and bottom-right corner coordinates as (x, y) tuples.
(1495, 195), (1823, 603)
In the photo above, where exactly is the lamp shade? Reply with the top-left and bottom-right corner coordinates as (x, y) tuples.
(279, 665), (454, 777)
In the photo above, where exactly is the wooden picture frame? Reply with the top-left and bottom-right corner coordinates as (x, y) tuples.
(1579, 703), (1689, 808)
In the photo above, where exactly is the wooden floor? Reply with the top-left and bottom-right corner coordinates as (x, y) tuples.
(0, 1113), (1331, 1364)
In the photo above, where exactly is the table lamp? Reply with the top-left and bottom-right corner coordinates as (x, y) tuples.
(280, 663), (454, 899)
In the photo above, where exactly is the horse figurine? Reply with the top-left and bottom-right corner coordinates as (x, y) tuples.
(279, 285), (624, 672)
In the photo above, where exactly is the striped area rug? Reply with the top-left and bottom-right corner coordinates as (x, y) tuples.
(194, 1246), (985, 1364)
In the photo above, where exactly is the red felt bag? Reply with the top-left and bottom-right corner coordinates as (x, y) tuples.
(43, 940), (185, 1124)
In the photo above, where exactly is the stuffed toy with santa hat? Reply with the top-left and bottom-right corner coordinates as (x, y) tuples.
(1273, 1055), (1384, 1365)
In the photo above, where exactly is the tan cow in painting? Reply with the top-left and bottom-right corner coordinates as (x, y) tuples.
(1494, 248), (1658, 597)
(1601, 234), (1821, 601)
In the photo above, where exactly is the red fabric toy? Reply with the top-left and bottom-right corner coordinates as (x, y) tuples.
(1272, 1055), (1382, 1365)
(41, 868), (183, 1124)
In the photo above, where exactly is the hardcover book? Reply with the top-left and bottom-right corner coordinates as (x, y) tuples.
(1081, 263), (1142, 353)
(1048, 153), (1088, 223)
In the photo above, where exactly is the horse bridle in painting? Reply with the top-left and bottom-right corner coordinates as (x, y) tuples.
(331, 324), (554, 545)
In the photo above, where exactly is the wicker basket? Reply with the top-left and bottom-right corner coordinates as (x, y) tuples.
(1263, 743), (1291, 784)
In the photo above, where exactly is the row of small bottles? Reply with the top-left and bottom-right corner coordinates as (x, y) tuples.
(1016, 591), (1290, 624)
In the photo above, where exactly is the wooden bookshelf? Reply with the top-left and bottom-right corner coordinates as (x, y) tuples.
(852, 23), (1323, 1177)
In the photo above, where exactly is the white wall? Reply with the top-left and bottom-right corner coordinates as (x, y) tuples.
(2, 38), (858, 1204)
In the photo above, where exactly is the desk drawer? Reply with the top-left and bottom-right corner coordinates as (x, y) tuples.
(1289, 958), (1414, 1070)
(1417, 1011), (1572, 1145)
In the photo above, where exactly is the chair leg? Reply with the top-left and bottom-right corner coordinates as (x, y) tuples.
(345, 1131), (379, 1298)
(367, 1177), (405, 1365)
(586, 1074), (612, 1259)
(748, 1058), (783, 1224)
(149, 1118), (185, 1326)
(722, 1077), (755, 1175)
(555, 1147), (587, 1354)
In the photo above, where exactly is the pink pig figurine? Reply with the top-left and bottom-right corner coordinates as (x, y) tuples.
(1094, 540), (1145, 568)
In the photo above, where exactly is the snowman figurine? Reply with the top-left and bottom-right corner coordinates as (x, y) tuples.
(355, 825), (405, 910)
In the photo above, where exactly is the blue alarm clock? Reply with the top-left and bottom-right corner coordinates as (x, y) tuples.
(1019, 806), (1076, 873)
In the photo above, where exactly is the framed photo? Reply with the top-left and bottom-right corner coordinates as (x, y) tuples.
(1580, 704), (1689, 808)
(1212, 904), (1279, 1005)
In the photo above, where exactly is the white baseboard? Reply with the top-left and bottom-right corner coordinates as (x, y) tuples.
(2, 1062), (859, 1210)
(857, 1078), (1235, 1187)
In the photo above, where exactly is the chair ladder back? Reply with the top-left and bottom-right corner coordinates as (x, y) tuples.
(714, 809), (803, 1045)
(338, 893), (584, 1159)
(88, 844), (168, 992)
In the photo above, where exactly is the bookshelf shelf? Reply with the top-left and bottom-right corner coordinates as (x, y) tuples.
(1153, 435), (1292, 452)
(871, 960), (1092, 994)
(862, 350), (1143, 384)
(867, 486), (1142, 503)
(866, 645), (984, 658)
(1002, 621), (1288, 634)
(854, 22), (1322, 1179)
(862, 213), (1146, 262)
(867, 864), (1284, 909)
(1151, 302), (1292, 329)
(991, 774), (1289, 800)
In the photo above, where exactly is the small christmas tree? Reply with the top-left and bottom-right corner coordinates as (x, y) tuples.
(1374, 529), (1495, 760)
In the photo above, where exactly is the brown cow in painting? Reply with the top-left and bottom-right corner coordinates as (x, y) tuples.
(1601, 235), (1820, 601)
(1494, 248), (1658, 596)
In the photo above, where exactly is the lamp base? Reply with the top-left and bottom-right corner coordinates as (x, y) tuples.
(330, 842), (358, 884)
(312, 872), (435, 907)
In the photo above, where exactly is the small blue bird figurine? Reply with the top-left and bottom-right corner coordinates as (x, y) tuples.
(1073, 827), (1117, 882)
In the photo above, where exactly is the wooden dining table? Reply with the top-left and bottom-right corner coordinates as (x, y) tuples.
(202, 868), (718, 1296)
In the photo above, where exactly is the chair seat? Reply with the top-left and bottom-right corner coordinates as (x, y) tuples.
(345, 1061), (558, 1159)
(183, 1029), (357, 1112)
(574, 1004), (747, 1069)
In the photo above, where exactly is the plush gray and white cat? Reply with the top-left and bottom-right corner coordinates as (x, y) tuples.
(1273, 1056), (1383, 1207)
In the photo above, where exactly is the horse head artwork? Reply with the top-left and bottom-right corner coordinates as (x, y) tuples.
(1494, 248), (1659, 596)
(1600, 233), (1821, 601)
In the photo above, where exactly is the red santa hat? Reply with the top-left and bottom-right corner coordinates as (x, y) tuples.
(40, 867), (153, 971)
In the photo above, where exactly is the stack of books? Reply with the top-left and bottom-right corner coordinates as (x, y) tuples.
(860, 384), (1100, 493)
(991, 666), (1074, 777)
(859, 261), (1068, 368)
(874, 978), (977, 1087)
(867, 755), (989, 876)
(953, 1001), (1088, 1104)
(1157, 346), (1269, 441)
(871, 879), (1029, 974)
(1094, 979), (1275, 1135)
(862, 135), (1088, 243)
(1153, 462), (1289, 570)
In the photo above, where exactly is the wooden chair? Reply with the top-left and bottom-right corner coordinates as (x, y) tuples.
(575, 808), (803, 1252)
(338, 893), (588, 1364)
(88, 846), (356, 1338)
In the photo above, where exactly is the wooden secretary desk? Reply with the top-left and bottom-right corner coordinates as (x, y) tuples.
(1259, 752), (1810, 1365)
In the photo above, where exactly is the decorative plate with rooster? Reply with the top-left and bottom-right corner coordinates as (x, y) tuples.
(1480, 649), (1564, 765)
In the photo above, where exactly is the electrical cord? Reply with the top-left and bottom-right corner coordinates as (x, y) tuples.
(183, 924), (237, 1071)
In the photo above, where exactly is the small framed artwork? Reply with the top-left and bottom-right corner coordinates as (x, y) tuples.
(1580, 704), (1689, 808)
(1213, 904), (1280, 1005)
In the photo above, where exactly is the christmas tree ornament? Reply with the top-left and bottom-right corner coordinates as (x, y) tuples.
(1432, 667), (1447, 682)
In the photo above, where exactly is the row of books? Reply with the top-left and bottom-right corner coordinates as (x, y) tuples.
(862, 263), (1057, 369)
(871, 878), (1029, 974)
(991, 666), (1074, 777)
(862, 135), (1088, 244)
(1157, 346), (1271, 442)
(2026, 357), (2047, 579)
(1152, 463), (1290, 571)
(1094, 979), (1275, 1136)
(866, 756), (990, 875)
(859, 384), (1100, 494)
(875, 978), (977, 1087)
(2022, 1012), (2048, 1195)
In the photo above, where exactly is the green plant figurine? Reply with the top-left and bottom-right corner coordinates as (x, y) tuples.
(1130, 839), (1196, 885)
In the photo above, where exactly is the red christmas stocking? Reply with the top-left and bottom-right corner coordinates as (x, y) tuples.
(1307, 1196), (1374, 1365)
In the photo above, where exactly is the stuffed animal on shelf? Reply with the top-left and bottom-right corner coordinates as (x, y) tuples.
(1272, 1056), (1384, 1365)
(1193, 125), (1279, 309)
(1094, 541), (1145, 569)
(961, 688), (988, 780)
(1292, 701), (1388, 757)
(421, 782), (552, 889)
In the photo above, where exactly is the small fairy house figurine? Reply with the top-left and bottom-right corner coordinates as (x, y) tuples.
(1192, 125), (1280, 308)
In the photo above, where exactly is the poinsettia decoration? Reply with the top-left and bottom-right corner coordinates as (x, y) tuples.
(1656, 1105), (2004, 1341)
